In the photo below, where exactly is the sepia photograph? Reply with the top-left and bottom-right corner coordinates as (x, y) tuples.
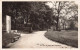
(2, 1), (78, 48)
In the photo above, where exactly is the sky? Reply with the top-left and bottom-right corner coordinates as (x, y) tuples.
(45, 1), (78, 8)
(45, 2), (53, 8)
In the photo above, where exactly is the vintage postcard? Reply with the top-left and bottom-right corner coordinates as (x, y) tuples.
(1, 0), (80, 50)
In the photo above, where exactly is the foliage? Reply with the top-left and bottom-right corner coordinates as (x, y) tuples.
(2, 1), (78, 30)
(2, 2), (56, 30)
(46, 1), (78, 30)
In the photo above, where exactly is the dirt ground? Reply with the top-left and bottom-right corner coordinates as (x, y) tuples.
(7, 31), (73, 48)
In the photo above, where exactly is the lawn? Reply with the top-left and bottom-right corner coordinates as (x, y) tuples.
(45, 30), (78, 48)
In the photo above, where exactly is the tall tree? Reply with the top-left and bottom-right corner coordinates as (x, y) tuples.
(46, 1), (78, 30)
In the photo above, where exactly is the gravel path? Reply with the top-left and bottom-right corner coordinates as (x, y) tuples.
(8, 31), (73, 48)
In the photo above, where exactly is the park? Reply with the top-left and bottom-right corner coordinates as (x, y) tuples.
(2, 1), (78, 48)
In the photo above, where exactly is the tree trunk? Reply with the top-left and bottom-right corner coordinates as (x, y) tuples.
(56, 17), (59, 30)
(56, 2), (60, 31)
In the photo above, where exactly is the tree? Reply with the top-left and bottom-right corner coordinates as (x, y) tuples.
(3, 2), (55, 30)
(46, 1), (78, 30)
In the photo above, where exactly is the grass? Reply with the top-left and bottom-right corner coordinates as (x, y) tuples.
(45, 30), (78, 48)
(2, 31), (21, 48)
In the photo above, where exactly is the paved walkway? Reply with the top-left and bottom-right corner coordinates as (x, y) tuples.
(8, 31), (72, 48)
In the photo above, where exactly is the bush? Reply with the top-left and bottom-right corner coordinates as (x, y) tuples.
(69, 21), (75, 29)
(66, 21), (78, 30)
